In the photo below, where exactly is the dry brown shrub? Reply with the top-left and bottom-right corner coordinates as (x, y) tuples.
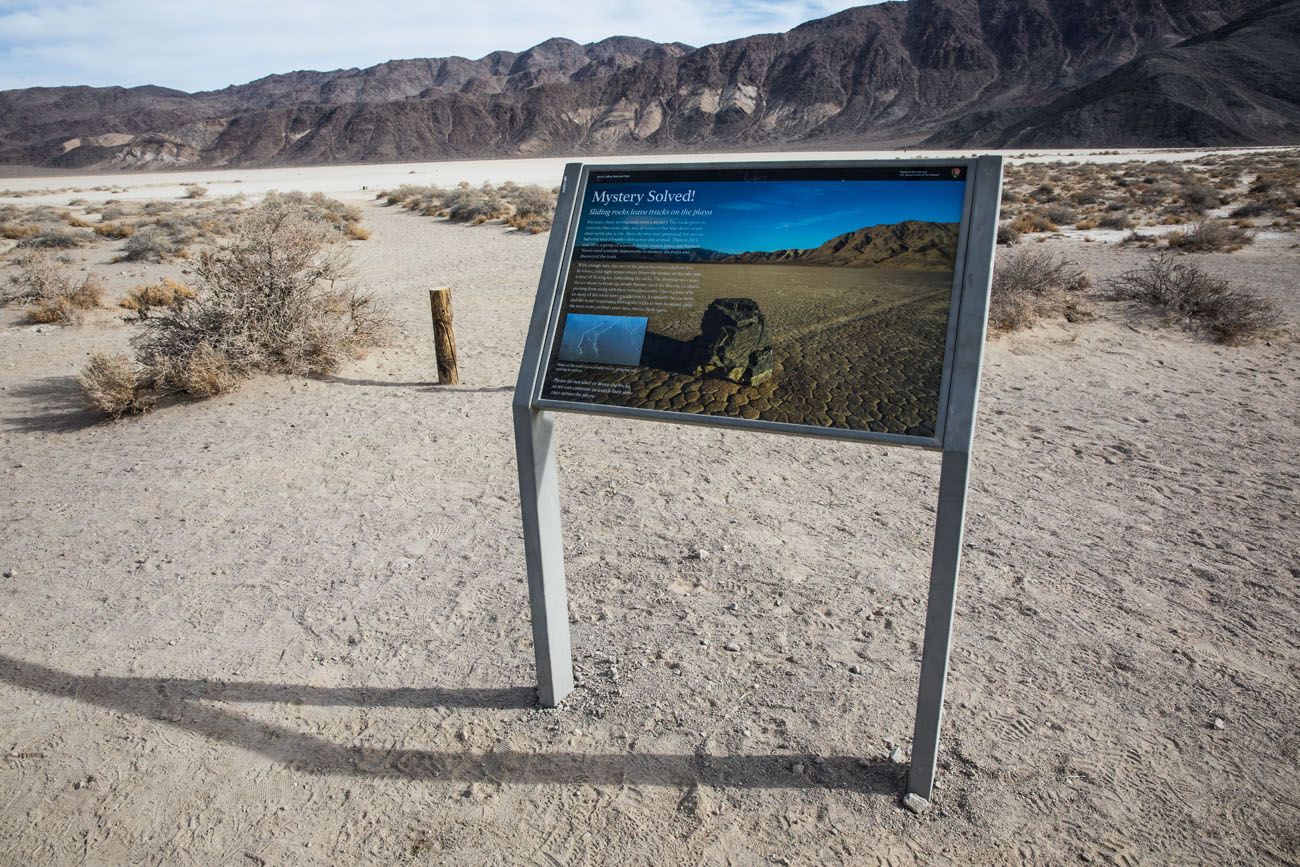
(506, 213), (550, 234)
(78, 352), (151, 416)
(1010, 212), (1058, 234)
(85, 198), (396, 414)
(3, 250), (66, 305)
(184, 185), (208, 199)
(345, 223), (372, 241)
(93, 221), (135, 239)
(379, 181), (557, 232)
(1107, 254), (1281, 344)
(1041, 203), (1079, 225)
(1165, 220), (1254, 253)
(988, 247), (1092, 334)
(65, 276), (105, 310)
(119, 225), (188, 261)
(1120, 230), (1157, 248)
(4, 251), (103, 323)
(0, 223), (40, 240)
(1178, 182), (1220, 213)
(504, 184), (557, 232)
(16, 225), (88, 249)
(178, 343), (238, 397)
(119, 278), (197, 316)
(25, 297), (71, 323)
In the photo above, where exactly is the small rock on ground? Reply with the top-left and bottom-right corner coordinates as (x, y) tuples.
(902, 793), (930, 815)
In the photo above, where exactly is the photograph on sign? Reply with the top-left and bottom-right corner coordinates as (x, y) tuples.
(538, 164), (969, 438)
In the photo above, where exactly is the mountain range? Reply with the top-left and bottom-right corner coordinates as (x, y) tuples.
(2, 0), (1297, 170)
(578, 220), (958, 269)
(716, 221), (959, 269)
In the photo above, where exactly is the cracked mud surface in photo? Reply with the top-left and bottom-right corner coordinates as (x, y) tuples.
(552, 262), (951, 436)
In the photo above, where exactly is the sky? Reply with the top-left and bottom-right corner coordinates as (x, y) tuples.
(0, 0), (876, 92)
(577, 179), (967, 254)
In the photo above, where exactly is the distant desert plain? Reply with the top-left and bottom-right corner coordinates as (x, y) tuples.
(1, 147), (1298, 865)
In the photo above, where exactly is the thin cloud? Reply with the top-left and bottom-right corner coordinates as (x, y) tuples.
(0, 0), (876, 92)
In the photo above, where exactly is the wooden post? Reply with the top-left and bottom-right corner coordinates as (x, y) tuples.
(428, 287), (460, 385)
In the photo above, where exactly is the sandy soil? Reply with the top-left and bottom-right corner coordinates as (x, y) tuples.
(0, 146), (1294, 206)
(1, 157), (1299, 866)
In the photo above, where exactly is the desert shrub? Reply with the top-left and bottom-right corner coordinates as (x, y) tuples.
(378, 181), (557, 231)
(177, 342), (238, 397)
(345, 223), (372, 241)
(504, 184), (557, 232)
(1230, 197), (1291, 219)
(1070, 186), (1105, 206)
(1028, 184), (1057, 203)
(83, 199), (394, 414)
(119, 278), (197, 316)
(1098, 213), (1132, 230)
(1179, 182), (1220, 213)
(120, 225), (187, 261)
(988, 247), (1092, 334)
(79, 353), (150, 417)
(1138, 181), (1176, 207)
(16, 224), (88, 249)
(87, 195), (248, 248)
(1107, 254), (1281, 344)
(24, 298), (70, 323)
(184, 184), (208, 199)
(65, 277), (105, 309)
(996, 222), (1021, 246)
(26, 280), (103, 323)
(0, 223), (40, 240)
(1165, 220), (1253, 253)
(377, 184), (433, 206)
(262, 191), (364, 235)
(1041, 203), (1079, 225)
(1120, 230), (1157, 247)
(1010, 211), (1058, 234)
(93, 221), (135, 239)
(443, 184), (508, 223)
(3, 250), (67, 305)
(3, 250), (103, 323)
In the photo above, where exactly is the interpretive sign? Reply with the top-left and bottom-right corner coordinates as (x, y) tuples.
(534, 164), (973, 447)
(513, 157), (1002, 806)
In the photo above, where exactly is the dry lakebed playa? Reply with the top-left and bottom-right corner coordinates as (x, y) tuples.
(1, 149), (1298, 865)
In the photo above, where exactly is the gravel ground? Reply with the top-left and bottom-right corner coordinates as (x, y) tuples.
(0, 164), (1297, 865)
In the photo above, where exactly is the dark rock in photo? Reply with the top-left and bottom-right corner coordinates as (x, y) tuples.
(691, 297), (773, 385)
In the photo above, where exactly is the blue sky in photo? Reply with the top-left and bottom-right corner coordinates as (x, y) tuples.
(0, 1), (878, 91)
(579, 179), (966, 254)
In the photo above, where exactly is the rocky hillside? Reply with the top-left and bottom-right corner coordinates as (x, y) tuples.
(926, 0), (1300, 147)
(0, 0), (1293, 170)
(720, 221), (960, 270)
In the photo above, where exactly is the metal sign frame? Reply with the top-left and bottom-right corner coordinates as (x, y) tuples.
(512, 156), (1002, 803)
